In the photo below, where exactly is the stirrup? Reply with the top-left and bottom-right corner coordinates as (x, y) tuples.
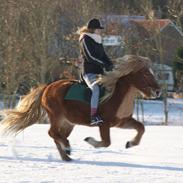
(90, 115), (103, 125)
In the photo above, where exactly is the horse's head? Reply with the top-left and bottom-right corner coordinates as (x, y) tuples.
(99, 55), (161, 99)
(130, 66), (161, 98)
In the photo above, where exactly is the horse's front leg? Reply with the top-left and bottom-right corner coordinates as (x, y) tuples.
(84, 124), (111, 148)
(121, 117), (145, 148)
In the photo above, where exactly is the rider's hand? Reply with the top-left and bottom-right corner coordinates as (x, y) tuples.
(105, 64), (114, 72)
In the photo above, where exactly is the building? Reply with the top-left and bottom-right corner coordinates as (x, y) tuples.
(101, 15), (183, 91)
(101, 15), (183, 66)
(132, 19), (183, 66)
(152, 63), (174, 91)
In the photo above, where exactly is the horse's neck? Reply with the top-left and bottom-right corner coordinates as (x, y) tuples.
(110, 80), (137, 119)
(115, 86), (137, 119)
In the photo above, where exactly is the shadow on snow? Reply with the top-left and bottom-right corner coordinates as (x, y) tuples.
(0, 155), (182, 172)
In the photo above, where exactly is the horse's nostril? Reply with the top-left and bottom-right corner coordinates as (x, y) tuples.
(156, 90), (161, 97)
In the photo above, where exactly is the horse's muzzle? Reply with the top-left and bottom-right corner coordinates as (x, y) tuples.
(151, 89), (161, 98)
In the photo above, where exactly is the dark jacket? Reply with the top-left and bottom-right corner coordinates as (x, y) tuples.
(79, 34), (113, 74)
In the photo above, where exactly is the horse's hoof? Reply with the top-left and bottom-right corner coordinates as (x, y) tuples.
(126, 141), (133, 148)
(84, 137), (97, 148)
(65, 149), (71, 155)
(84, 137), (94, 143)
(63, 156), (72, 161)
(84, 137), (90, 142)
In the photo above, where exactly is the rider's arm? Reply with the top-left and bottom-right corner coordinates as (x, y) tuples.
(80, 36), (104, 67)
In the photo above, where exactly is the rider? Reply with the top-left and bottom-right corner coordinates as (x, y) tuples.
(79, 18), (113, 125)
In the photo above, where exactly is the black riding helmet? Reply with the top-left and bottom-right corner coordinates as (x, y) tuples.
(87, 18), (104, 29)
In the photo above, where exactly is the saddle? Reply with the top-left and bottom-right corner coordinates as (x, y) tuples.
(64, 81), (110, 104)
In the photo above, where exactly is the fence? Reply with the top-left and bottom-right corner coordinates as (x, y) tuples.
(0, 94), (20, 109)
(134, 98), (183, 126)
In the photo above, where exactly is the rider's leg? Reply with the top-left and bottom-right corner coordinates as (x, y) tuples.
(90, 84), (103, 124)
(90, 83), (99, 115)
(83, 74), (103, 125)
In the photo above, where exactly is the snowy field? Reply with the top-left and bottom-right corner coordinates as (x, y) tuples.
(0, 98), (183, 183)
(0, 125), (183, 183)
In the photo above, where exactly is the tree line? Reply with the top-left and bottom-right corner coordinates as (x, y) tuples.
(0, 0), (182, 95)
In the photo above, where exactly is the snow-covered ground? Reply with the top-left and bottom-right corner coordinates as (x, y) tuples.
(0, 125), (183, 183)
(0, 99), (183, 183)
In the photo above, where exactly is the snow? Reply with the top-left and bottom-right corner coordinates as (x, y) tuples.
(0, 99), (183, 183)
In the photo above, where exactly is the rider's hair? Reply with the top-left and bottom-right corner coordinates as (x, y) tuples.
(77, 26), (95, 34)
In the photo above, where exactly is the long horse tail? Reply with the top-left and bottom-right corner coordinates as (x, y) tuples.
(0, 85), (47, 135)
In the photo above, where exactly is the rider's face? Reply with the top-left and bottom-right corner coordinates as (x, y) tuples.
(94, 29), (102, 35)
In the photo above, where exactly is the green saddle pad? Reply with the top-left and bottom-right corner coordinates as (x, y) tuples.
(64, 83), (105, 104)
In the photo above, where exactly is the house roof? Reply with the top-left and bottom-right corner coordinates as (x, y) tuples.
(102, 15), (145, 28)
(102, 15), (183, 39)
(131, 19), (172, 31)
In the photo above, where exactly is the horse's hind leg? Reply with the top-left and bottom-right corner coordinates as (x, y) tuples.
(121, 118), (145, 148)
(85, 124), (111, 148)
(48, 116), (74, 161)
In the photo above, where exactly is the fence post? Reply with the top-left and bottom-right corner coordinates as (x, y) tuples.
(162, 85), (168, 125)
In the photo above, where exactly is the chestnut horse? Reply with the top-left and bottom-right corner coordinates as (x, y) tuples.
(0, 55), (160, 161)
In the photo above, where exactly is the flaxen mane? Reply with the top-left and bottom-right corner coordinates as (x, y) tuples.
(99, 55), (151, 91)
